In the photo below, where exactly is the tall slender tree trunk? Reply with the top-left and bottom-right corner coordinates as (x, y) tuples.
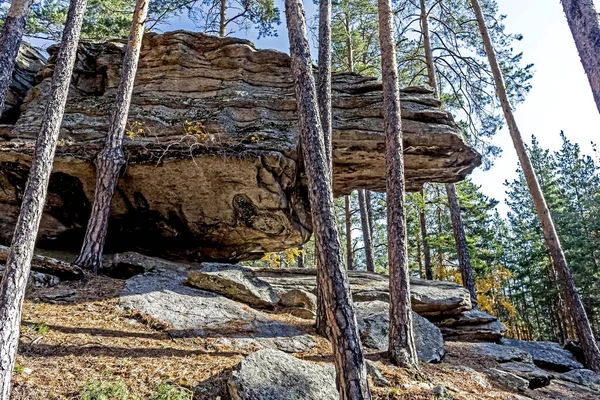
(297, 245), (305, 268)
(358, 189), (376, 273)
(378, 0), (418, 368)
(470, 0), (600, 372)
(284, 0), (371, 397)
(344, 7), (354, 73)
(416, 224), (423, 279)
(345, 194), (354, 270)
(0, 0), (34, 112)
(315, 0), (333, 338)
(445, 183), (477, 306)
(419, 188), (433, 280)
(219, 0), (227, 37)
(419, 0), (477, 300)
(366, 190), (374, 238)
(75, 0), (150, 273)
(0, 0), (88, 395)
(561, 0), (600, 115)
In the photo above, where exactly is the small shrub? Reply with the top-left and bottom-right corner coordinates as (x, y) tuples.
(13, 363), (24, 374)
(29, 322), (49, 334)
(81, 380), (129, 400)
(149, 383), (192, 400)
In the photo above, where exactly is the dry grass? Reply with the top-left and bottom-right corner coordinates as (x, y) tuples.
(8, 276), (575, 399)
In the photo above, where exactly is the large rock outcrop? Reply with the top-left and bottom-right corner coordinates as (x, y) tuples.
(0, 32), (480, 261)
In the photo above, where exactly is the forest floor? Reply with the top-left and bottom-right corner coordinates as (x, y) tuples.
(9, 276), (594, 400)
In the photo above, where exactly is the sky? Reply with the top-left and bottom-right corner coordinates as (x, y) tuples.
(165, 0), (600, 215)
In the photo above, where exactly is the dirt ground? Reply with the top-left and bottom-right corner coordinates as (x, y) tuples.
(9, 276), (593, 399)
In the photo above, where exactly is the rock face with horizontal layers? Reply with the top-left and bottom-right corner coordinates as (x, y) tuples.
(0, 31), (480, 262)
(0, 43), (46, 126)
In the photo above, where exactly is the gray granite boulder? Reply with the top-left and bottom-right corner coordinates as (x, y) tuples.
(228, 349), (338, 400)
(121, 270), (314, 353)
(354, 301), (445, 362)
(188, 263), (278, 309)
(560, 368), (600, 389)
(501, 339), (584, 372)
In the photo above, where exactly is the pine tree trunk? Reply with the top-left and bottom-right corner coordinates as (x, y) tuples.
(219, 0), (227, 37)
(358, 189), (375, 273)
(366, 190), (374, 238)
(345, 194), (354, 270)
(0, 0), (34, 112)
(297, 245), (305, 268)
(416, 225), (424, 278)
(75, 0), (150, 273)
(419, 188), (433, 280)
(344, 9), (354, 73)
(419, 0), (437, 96)
(378, 0), (418, 368)
(285, 0), (371, 396)
(470, 0), (600, 373)
(419, 0), (476, 299)
(315, 0), (333, 338)
(561, 0), (600, 115)
(445, 183), (477, 306)
(0, 0), (88, 395)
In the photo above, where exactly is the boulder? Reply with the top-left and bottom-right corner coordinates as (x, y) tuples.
(121, 270), (314, 353)
(187, 263), (278, 309)
(458, 342), (533, 363)
(354, 301), (445, 363)
(439, 319), (507, 342)
(438, 310), (507, 342)
(0, 31), (480, 262)
(278, 289), (317, 312)
(560, 369), (600, 389)
(107, 251), (192, 278)
(255, 268), (472, 318)
(485, 368), (529, 392)
(501, 339), (584, 372)
(497, 362), (553, 389)
(228, 349), (338, 400)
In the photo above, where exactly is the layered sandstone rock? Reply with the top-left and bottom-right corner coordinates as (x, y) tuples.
(0, 32), (480, 261)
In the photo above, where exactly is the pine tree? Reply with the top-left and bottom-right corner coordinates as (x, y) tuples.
(315, 0), (333, 338)
(469, 0), (600, 372)
(0, 0), (88, 395)
(284, 0), (371, 396)
(377, 0), (418, 368)
(75, 0), (150, 273)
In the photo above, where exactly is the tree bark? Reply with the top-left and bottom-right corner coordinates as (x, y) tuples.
(297, 245), (305, 268)
(0, 0), (88, 395)
(315, 0), (333, 338)
(345, 194), (354, 270)
(561, 0), (600, 115)
(219, 0), (227, 37)
(419, 0), (437, 96)
(75, 0), (150, 273)
(0, 0), (34, 112)
(419, 188), (433, 280)
(366, 190), (374, 237)
(445, 183), (477, 306)
(284, 0), (371, 397)
(378, 0), (418, 368)
(358, 189), (375, 273)
(470, 0), (600, 373)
